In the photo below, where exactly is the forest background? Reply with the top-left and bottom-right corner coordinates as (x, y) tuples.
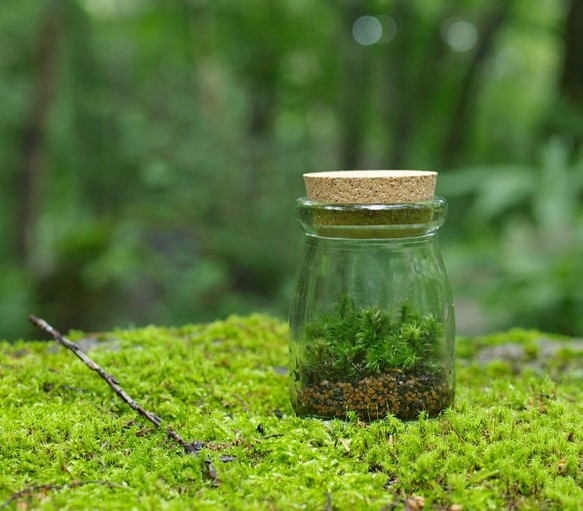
(1, 0), (582, 341)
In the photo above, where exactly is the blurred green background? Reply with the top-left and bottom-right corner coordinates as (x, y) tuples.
(1, 0), (582, 340)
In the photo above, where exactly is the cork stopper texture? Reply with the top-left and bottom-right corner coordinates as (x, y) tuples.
(303, 170), (437, 204)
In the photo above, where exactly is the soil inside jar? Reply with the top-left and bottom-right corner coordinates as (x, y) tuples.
(294, 368), (453, 421)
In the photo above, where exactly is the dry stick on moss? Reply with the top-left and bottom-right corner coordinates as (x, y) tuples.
(0, 481), (124, 509)
(28, 315), (204, 456)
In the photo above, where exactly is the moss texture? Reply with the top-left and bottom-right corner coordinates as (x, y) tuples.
(1, 316), (582, 510)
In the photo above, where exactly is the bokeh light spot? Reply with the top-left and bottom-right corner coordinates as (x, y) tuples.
(378, 15), (397, 44)
(81, 0), (142, 19)
(443, 19), (478, 52)
(352, 16), (383, 46)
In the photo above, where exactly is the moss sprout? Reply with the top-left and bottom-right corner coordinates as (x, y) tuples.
(301, 300), (443, 384)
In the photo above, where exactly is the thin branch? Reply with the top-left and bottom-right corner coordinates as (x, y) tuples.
(446, 419), (467, 444)
(28, 315), (203, 456)
(204, 456), (219, 486)
(0, 481), (125, 509)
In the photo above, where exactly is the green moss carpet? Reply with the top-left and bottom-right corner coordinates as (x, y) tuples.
(1, 316), (582, 510)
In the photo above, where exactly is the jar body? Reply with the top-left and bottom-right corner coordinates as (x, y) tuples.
(289, 198), (455, 421)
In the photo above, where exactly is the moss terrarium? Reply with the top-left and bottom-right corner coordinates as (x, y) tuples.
(289, 171), (455, 421)
(292, 299), (452, 420)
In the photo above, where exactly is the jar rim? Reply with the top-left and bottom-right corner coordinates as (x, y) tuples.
(296, 196), (447, 239)
(297, 196), (445, 210)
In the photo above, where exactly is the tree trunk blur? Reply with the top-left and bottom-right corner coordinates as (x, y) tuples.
(384, 0), (416, 169)
(559, 0), (583, 148)
(561, 0), (583, 103)
(338, 0), (370, 169)
(16, 0), (62, 266)
(440, 3), (509, 168)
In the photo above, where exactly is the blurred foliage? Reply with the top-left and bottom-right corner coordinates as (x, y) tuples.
(439, 139), (583, 335)
(0, 0), (582, 339)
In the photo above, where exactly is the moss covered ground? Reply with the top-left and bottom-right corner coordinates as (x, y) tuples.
(1, 316), (582, 510)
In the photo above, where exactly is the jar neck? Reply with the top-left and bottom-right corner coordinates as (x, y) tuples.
(296, 197), (447, 240)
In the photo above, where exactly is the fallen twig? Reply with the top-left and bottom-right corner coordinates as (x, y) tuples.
(323, 492), (332, 511)
(205, 457), (219, 486)
(28, 315), (204, 456)
(0, 480), (124, 509)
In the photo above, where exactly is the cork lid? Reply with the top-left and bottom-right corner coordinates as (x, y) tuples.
(303, 170), (437, 204)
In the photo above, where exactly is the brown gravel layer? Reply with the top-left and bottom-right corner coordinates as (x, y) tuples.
(294, 369), (453, 421)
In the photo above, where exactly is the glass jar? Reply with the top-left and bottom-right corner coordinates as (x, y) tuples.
(289, 196), (455, 421)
